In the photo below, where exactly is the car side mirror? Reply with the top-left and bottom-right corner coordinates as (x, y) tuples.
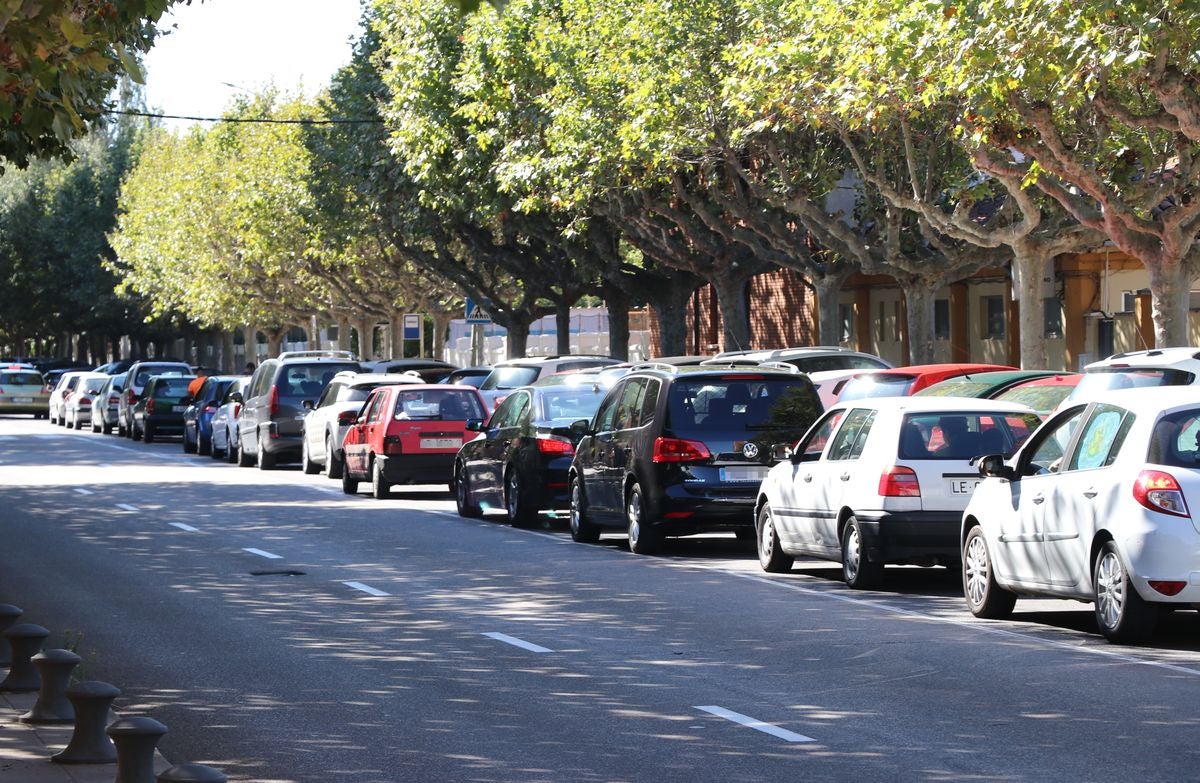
(770, 443), (793, 462)
(229, 391), (243, 404)
(301, 399), (315, 410)
(337, 410), (358, 426)
(978, 454), (1015, 480)
(465, 417), (486, 432)
(570, 418), (590, 438)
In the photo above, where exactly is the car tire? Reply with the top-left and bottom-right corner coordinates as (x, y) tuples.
(102, 420), (113, 435)
(841, 516), (883, 589)
(142, 423), (155, 444)
(301, 438), (320, 475)
(131, 421), (142, 441)
(962, 525), (1016, 619)
(626, 482), (662, 555)
(505, 467), (536, 528)
(757, 503), (794, 573)
(71, 412), (82, 430)
(237, 441), (255, 467)
(372, 459), (391, 500)
(91, 418), (100, 433)
(569, 475), (600, 543)
(211, 435), (225, 460)
(326, 435), (344, 480)
(183, 428), (197, 453)
(257, 445), (276, 470)
(1094, 540), (1158, 644)
(455, 463), (483, 518)
(198, 433), (211, 456)
(342, 467), (359, 495)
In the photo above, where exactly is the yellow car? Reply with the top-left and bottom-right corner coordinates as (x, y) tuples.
(0, 366), (50, 418)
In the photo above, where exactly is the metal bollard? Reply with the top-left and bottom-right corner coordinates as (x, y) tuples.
(157, 763), (228, 782)
(52, 680), (121, 764)
(108, 716), (168, 783)
(0, 604), (22, 665)
(20, 648), (81, 723)
(0, 622), (49, 691)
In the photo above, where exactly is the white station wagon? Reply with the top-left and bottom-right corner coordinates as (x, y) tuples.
(962, 388), (1200, 643)
(755, 397), (1040, 588)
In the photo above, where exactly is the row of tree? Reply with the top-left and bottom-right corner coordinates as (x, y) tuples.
(10, 1), (1200, 367)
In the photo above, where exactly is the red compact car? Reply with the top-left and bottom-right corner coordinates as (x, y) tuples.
(339, 384), (489, 499)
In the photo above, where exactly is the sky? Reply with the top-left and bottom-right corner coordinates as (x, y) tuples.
(142, 0), (365, 129)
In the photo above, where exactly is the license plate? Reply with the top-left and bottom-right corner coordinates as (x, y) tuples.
(722, 466), (767, 483)
(420, 437), (460, 449)
(11, 397), (33, 403)
(949, 479), (981, 495)
(171, 405), (187, 412)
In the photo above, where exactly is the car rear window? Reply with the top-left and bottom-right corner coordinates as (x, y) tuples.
(914, 380), (992, 398)
(277, 363), (360, 398)
(787, 355), (889, 373)
(1076, 368), (1194, 397)
(540, 388), (608, 421)
(838, 374), (916, 401)
(1148, 409), (1200, 468)
(993, 383), (1075, 415)
(665, 376), (823, 442)
(899, 412), (1041, 460)
(154, 378), (193, 396)
(134, 365), (189, 385)
(393, 389), (486, 420)
(0, 371), (42, 385)
(481, 366), (540, 390)
(80, 377), (108, 394)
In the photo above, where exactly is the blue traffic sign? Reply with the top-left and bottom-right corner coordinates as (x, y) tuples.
(465, 297), (493, 324)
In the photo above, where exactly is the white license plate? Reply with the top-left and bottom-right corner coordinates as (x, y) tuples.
(171, 405), (187, 412)
(420, 437), (460, 449)
(11, 397), (33, 403)
(722, 466), (767, 483)
(949, 479), (981, 495)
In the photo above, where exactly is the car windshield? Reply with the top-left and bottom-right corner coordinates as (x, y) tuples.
(838, 374), (916, 401)
(899, 412), (1041, 460)
(481, 366), (540, 390)
(0, 372), (41, 385)
(1075, 368), (1193, 398)
(914, 380), (993, 398)
(994, 384), (1076, 415)
(666, 376), (823, 451)
(539, 388), (608, 421)
(1148, 408), (1200, 469)
(393, 389), (486, 420)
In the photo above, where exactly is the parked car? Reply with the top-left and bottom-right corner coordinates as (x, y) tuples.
(717, 346), (893, 373)
(42, 366), (91, 403)
(0, 365), (49, 418)
(48, 371), (90, 426)
(914, 370), (1069, 403)
(478, 355), (622, 411)
(1060, 347), (1200, 409)
(63, 372), (110, 430)
(131, 374), (196, 442)
(961, 388), (1200, 643)
(182, 376), (243, 455)
(300, 371), (424, 477)
(89, 373), (126, 434)
(454, 378), (611, 525)
(211, 377), (251, 462)
(117, 361), (193, 437)
(807, 369), (867, 409)
(340, 384), (488, 498)
(990, 373), (1082, 417)
(836, 363), (1018, 402)
(754, 397), (1040, 587)
(441, 366), (492, 387)
(361, 358), (459, 383)
(568, 364), (824, 554)
(236, 350), (362, 469)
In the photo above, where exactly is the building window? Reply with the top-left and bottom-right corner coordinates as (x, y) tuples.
(982, 295), (1006, 339)
(838, 303), (855, 342)
(1043, 297), (1063, 339)
(934, 299), (950, 340)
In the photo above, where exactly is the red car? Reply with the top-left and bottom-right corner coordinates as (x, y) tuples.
(340, 384), (489, 499)
(836, 363), (1017, 401)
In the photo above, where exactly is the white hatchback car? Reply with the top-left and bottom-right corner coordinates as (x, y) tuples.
(961, 388), (1200, 643)
(1061, 347), (1200, 408)
(755, 397), (1040, 588)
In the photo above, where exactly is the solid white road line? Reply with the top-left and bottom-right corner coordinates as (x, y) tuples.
(482, 632), (554, 653)
(169, 522), (200, 532)
(116, 503), (138, 512)
(695, 705), (815, 743)
(342, 581), (390, 596)
(242, 548), (282, 559)
(74, 488), (93, 495)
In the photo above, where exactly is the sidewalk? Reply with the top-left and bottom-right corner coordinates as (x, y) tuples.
(0, 691), (168, 782)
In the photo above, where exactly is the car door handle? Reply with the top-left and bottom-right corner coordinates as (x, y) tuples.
(1082, 488), (1097, 499)
(802, 474), (812, 483)
(840, 472), (851, 481)
(1032, 493), (1044, 504)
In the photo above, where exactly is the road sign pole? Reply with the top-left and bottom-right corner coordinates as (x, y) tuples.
(471, 323), (483, 367)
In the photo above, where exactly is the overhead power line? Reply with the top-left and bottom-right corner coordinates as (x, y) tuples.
(104, 109), (383, 125)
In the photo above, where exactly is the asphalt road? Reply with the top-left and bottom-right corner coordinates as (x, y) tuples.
(3, 416), (1200, 782)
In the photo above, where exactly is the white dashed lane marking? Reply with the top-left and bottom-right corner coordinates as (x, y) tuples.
(74, 488), (93, 495)
(242, 548), (282, 559)
(342, 581), (389, 596)
(482, 632), (554, 653)
(695, 706), (815, 743)
(116, 503), (138, 512)
(169, 522), (200, 532)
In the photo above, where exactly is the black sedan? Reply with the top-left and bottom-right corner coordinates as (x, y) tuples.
(453, 379), (609, 527)
(131, 374), (196, 443)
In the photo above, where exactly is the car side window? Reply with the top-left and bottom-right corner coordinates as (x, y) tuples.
(796, 410), (845, 461)
(827, 408), (875, 461)
(593, 384), (621, 433)
(1022, 405), (1087, 475)
(1068, 405), (1134, 471)
(613, 379), (647, 430)
(499, 393), (531, 429)
(365, 392), (387, 424)
(316, 383), (341, 408)
(489, 395), (519, 429)
(639, 379), (660, 425)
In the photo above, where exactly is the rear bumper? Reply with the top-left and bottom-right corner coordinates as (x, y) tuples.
(379, 453), (456, 485)
(854, 510), (962, 565)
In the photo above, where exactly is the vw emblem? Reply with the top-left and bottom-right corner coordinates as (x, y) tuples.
(742, 442), (760, 460)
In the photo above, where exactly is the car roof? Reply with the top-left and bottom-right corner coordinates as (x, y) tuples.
(330, 371), (424, 386)
(1087, 347), (1200, 370)
(624, 364), (809, 380)
(492, 355), (618, 367)
(1062, 386), (1200, 413)
(1004, 373), (1081, 388)
(828, 395), (1036, 415)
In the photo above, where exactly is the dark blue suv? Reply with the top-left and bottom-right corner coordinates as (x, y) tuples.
(182, 376), (242, 456)
(568, 363), (823, 554)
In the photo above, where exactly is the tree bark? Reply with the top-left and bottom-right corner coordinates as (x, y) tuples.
(710, 270), (752, 353)
(904, 284), (937, 365)
(812, 272), (849, 346)
(266, 328), (284, 358)
(649, 282), (693, 357)
(606, 290), (631, 361)
(555, 302), (572, 355)
(1147, 262), (1193, 348)
(506, 319), (531, 359)
(1011, 247), (1048, 369)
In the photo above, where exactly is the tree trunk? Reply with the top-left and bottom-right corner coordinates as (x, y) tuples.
(606, 290), (631, 361)
(266, 328), (284, 358)
(648, 282), (693, 357)
(505, 319), (531, 359)
(1147, 261), (1193, 348)
(220, 331), (235, 373)
(555, 302), (572, 355)
(1011, 246), (1048, 369)
(904, 283), (936, 365)
(710, 271), (752, 353)
(390, 313), (405, 359)
(430, 314), (447, 361)
(354, 318), (374, 360)
(812, 273), (848, 346)
(336, 321), (351, 353)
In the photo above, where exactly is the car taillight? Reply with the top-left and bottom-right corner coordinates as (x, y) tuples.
(146, 399), (155, 415)
(383, 435), (402, 455)
(652, 436), (711, 463)
(126, 390), (139, 404)
(1148, 580), (1187, 596)
(78, 396), (92, 406)
(232, 403), (242, 418)
(879, 466), (920, 497)
(108, 394), (120, 405)
(536, 435), (574, 455)
(204, 404), (218, 413)
(1133, 469), (1190, 518)
(268, 385), (279, 418)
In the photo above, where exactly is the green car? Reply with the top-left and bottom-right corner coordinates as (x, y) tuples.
(131, 374), (196, 443)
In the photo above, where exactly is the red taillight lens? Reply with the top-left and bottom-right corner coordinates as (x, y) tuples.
(204, 404), (218, 413)
(126, 390), (139, 404)
(383, 435), (403, 455)
(108, 394), (120, 405)
(536, 435), (574, 455)
(879, 465), (921, 497)
(78, 396), (92, 405)
(232, 403), (242, 418)
(268, 385), (279, 418)
(1133, 469), (1190, 518)
(1149, 580), (1187, 596)
(652, 436), (711, 463)
(146, 399), (155, 415)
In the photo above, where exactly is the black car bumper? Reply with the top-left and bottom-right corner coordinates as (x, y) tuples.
(852, 510), (962, 565)
(379, 453), (456, 485)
